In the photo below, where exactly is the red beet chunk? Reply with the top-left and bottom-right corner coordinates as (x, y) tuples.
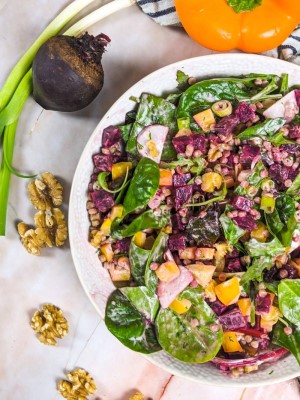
(102, 125), (122, 148)
(231, 195), (254, 212)
(92, 154), (113, 172)
(172, 133), (207, 154)
(218, 307), (247, 331)
(234, 102), (256, 123)
(90, 189), (114, 213)
(174, 185), (193, 210)
(288, 125), (300, 139)
(269, 164), (290, 186)
(232, 216), (257, 231)
(208, 299), (228, 316)
(255, 293), (272, 314)
(224, 258), (243, 273)
(239, 145), (260, 166)
(173, 173), (191, 187)
(171, 214), (185, 231)
(113, 238), (131, 253)
(168, 233), (187, 251)
(214, 115), (239, 138)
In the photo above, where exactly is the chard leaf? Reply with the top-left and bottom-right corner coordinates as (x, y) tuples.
(245, 237), (285, 257)
(156, 287), (223, 363)
(278, 280), (300, 326)
(272, 321), (300, 366)
(240, 257), (273, 286)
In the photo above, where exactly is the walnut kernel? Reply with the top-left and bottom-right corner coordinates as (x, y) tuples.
(58, 368), (96, 400)
(34, 208), (68, 247)
(17, 222), (45, 256)
(28, 172), (63, 210)
(31, 304), (69, 345)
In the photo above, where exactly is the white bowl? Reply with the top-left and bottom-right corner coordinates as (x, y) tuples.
(69, 53), (300, 387)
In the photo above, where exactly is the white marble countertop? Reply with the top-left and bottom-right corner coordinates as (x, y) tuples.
(0, 1), (299, 399)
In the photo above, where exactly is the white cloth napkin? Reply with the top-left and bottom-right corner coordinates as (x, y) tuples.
(137, 0), (300, 64)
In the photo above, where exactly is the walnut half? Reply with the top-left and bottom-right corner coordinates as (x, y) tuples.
(31, 304), (69, 346)
(17, 222), (46, 255)
(34, 208), (68, 247)
(28, 172), (63, 210)
(57, 368), (97, 400)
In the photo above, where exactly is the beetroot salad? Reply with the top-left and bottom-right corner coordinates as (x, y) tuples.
(87, 72), (300, 377)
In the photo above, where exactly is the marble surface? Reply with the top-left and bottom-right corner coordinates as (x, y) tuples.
(0, 1), (299, 399)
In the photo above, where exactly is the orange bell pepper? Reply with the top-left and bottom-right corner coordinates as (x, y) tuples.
(174, 0), (300, 52)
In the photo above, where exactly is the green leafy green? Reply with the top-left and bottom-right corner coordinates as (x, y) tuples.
(176, 70), (190, 92)
(240, 257), (274, 286)
(117, 123), (132, 143)
(186, 211), (220, 246)
(120, 286), (159, 322)
(248, 160), (265, 188)
(237, 118), (285, 142)
(160, 155), (205, 176)
(245, 237), (286, 257)
(97, 169), (130, 194)
(287, 173), (300, 198)
(122, 157), (160, 216)
(278, 280), (300, 326)
(144, 232), (169, 293)
(156, 287), (223, 363)
(129, 241), (150, 286)
(219, 213), (246, 245)
(272, 321), (300, 365)
(105, 289), (161, 354)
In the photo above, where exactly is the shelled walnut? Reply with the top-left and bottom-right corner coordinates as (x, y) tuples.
(17, 222), (46, 255)
(34, 209), (68, 247)
(57, 368), (97, 400)
(31, 304), (69, 345)
(28, 172), (63, 210)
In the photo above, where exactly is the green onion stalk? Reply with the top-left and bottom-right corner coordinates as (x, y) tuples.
(0, 0), (137, 236)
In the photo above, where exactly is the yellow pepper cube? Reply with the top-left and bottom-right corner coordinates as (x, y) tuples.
(110, 205), (123, 220)
(195, 247), (215, 260)
(260, 306), (282, 332)
(237, 298), (251, 316)
(250, 221), (270, 243)
(100, 243), (114, 262)
(193, 108), (216, 132)
(169, 298), (192, 314)
(100, 218), (112, 235)
(201, 172), (223, 193)
(215, 276), (241, 306)
(155, 261), (180, 282)
(132, 231), (147, 248)
(159, 169), (173, 186)
(204, 279), (218, 302)
(222, 332), (243, 353)
(179, 247), (196, 260)
(111, 162), (132, 180)
(187, 263), (216, 288)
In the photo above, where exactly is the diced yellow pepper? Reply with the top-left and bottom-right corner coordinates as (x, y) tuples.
(175, 128), (192, 137)
(169, 298), (192, 314)
(237, 298), (251, 317)
(133, 231), (147, 248)
(155, 261), (180, 282)
(195, 247), (215, 260)
(111, 162), (132, 180)
(179, 247), (196, 259)
(260, 306), (282, 332)
(186, 263), (216, 288)
(201, 172), (223, 193)
(109, 268), (131, 282)
(110, 205), (123, 220)
(193, 108), (216, 132)
(215, 276), (241, 306)
(222, 332), (243, 353)
(100, 218), (112, 235)
(204, 279), (218, 302)
(250, 222), (270, 243)
(214, 242), (233, 261)
(100, 243), (114, 262)
(159, 169), (173, 186)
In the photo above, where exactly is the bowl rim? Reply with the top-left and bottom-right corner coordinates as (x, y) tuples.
(69, 52), (300, 387)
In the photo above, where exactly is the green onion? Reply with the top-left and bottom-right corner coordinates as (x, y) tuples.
(177, 117), (190, 130)
(260, 194), (275, 214)
(280, 73), (289, 95)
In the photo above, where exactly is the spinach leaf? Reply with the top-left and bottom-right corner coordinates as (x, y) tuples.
(264, 281), (279, 294)
(219, 213), (246, 245)
(287, 173), (300, 198)
(122, 157), (160, 216)
(111, 208), (170, 240)
(144, 232), (169, 293)
(280, 216), (297, 247)
(156, 287), (223, 363)
(186, 210), (220, 246)
(177, 78), (250, 120)
(126, 94), (177, 159)
(237, 118), (285, 142)
(117, 123), (132, 143)
(272, 321), (300, 366)
(265, 209), (284, 236)
(245, 237), (286, 257)
(120, 286), (159, 322)
(240, 257), (274, 287)
(276, 194), (295, 223)
(176, 70), (190, 92)
(105, 289), (161, 354)
(129, 241), (150, 286)
(278, 280), (300, 326)
(248, 160), (265, 188)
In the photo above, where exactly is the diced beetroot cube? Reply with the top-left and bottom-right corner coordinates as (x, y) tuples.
(175, 185), (193, 210)
(169, 233), (187, 251)
(232, 216), (257, 231)
(225, 248), (240, 259)
(93, 154), (113, 172)
(231, 195), (254, 212)
(172, 135), (190, 154)
(172, 133), (207, 154)
(239, 145), (260, 166)
(288, 126), (300, 139)
(214, 115), (239, 138)
(225, 258), (243, 273)
(234, 102), (256, 123)
(90, 190), (114, 213)
(255, 293), (271, 314)
(218, 307), (247, 331)
(258, 337), (270, 350)
(208, 299), (228, 316)
(102, 125), (122, 148)
(208, 133), (222, 144)
(280, 144), (300, 154)
(173, 173), (191, 187)
(171, 214), (185, 231)
(192, 133), (207, 152)
(269, 164), (290, 186)
(295, 89), (300, 106)
(113, 238), (131, 254)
